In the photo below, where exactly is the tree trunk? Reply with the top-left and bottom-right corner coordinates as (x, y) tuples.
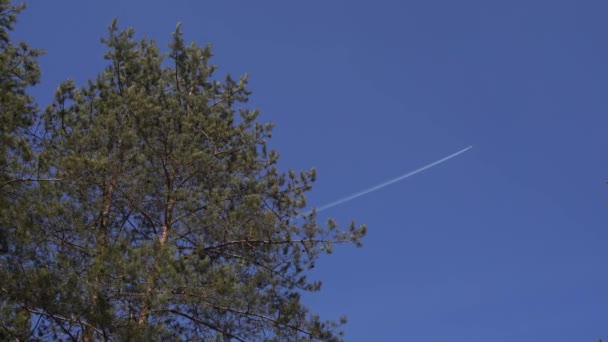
(137, 194), (175, 327)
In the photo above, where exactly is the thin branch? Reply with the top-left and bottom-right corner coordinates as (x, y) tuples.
(51, 235), (92, 257)
(205, 249), (310, 291)
(23, 306), (111, 342)
(204, 238), (348, 252)
(200, 129), (219, 155)
(7, 54), (25, 74)
(24, 307), (77, 341)
(24, 312), (43, 341)
(154, 309), (246, 342)
(0, 177), (62, 188)
(197, 299), (313, 338)
(112, 181), (161, 227)
(209, 88), (242, 109)
(170, 205), (207, 226)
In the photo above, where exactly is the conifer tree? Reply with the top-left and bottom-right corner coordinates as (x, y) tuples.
(0, 1), (43, 339)
(1, 5), (366, 340)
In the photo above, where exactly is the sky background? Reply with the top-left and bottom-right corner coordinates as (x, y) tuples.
(13, 0), (608, 340)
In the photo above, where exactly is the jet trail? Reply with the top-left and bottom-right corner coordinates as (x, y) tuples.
(313, 146), (473, 213)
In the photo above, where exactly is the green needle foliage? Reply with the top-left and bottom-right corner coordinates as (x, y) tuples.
(1, 2), (366, 341)
(0, 1), (43, 338)
(0, 0), (41, 232)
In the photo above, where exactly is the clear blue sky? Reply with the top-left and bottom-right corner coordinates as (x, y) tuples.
(15, 0), (608, 340)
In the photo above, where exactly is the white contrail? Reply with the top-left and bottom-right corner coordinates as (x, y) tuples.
(311, 146), (473, 214)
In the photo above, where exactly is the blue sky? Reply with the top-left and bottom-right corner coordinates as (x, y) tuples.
(15, 0), (608, 340)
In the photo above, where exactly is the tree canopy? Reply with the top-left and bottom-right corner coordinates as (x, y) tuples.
(0, 2), (366, 341)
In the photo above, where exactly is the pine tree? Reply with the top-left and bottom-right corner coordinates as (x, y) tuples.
(0, 0), (42, 235)
(1, 7), (366, 341)
(0, 1), (43, 340)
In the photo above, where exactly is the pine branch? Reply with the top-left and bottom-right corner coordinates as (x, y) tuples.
(0, 177), (62, 188)
(194, 298), (315, 339)
(153, 309), (246, 342)
(23, 306), (109, 341)
(204, 238), (350, 252)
